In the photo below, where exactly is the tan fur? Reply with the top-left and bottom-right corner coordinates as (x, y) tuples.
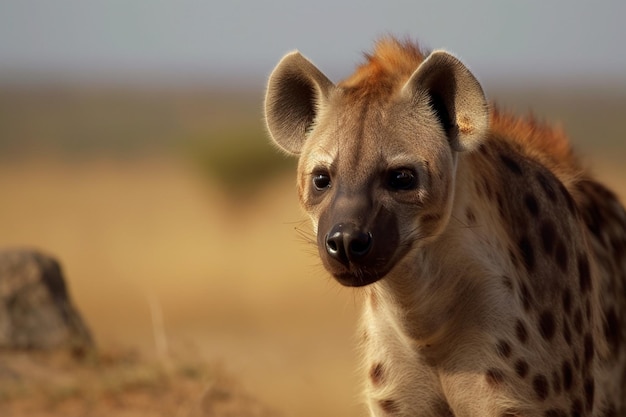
(264, 37), (626, 417)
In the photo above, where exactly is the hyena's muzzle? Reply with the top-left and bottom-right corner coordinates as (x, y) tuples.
(316, 187), (401, 287)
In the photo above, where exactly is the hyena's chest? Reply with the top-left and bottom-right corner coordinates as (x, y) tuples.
(361, 305), (454, 416)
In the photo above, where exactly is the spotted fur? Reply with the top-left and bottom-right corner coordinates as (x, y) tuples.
(264, 37), (626, 417)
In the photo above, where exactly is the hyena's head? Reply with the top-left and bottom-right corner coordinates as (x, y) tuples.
(264, 40), (488, 287)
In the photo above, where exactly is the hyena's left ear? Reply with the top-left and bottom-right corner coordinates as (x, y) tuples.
(401, 50), (488, 152)
(264, 51), (335, 155)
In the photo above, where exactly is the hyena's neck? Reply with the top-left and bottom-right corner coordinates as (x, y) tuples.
(364, 154), (512, 350)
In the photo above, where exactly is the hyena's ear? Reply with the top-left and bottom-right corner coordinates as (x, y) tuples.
(401, 50), (488, 152)
(264, 51), (335, 155)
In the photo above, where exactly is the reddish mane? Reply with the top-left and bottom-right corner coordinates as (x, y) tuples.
(339, 37), (427, 97)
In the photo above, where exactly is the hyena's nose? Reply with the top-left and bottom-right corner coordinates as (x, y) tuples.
(325, 223), (372, 265)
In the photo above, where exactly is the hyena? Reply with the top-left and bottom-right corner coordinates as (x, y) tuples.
(264, 37), (626, 417)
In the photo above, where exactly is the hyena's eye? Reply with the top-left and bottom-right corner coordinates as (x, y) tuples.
(387, 168), (418, 191)
(312, 170), (331, 191)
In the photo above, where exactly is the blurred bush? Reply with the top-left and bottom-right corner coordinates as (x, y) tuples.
(184, 127), (295, 198)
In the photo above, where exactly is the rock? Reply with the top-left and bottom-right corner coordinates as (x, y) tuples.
(0, 249), (94, 351)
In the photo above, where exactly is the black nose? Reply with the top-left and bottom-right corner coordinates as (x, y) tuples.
(325, 223), (372, 265)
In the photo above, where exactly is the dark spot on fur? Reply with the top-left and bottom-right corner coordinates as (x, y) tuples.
(370, 363), (384, 386)
(604, 307), (622, 352)
(613, 236), (626, 260)
(515, 359), (529, 378)
(518, 235), (535, 271)
(562, 361), (573, 391)
(525, 193), (540, 217)
(486, 368), (505, 386)
(582, 200), (605, 241)
(537, 172), (557, 201)
(571, 398), (583, 417)
(500, 153), (523, 175)
(554, 239), (568, 272)
(465, 207), (476, 224)
(540, 221), (556, 254)
(562, 289), (572, 314)
(557, 181), (577, 214)
(539, 311), (556, 341)
(583, 333), (594, 365)
(516, 320), (528, 344)
(574, 308), (583, 335)
(515, 359), (529, 379)
(584, 377), (595, 411)
(496, 340), (512, 358)
(532, 374), (549, 400)
(435, 401), (455, 417)
(379, 399), (399, 414)
(578, 254), (591, 293)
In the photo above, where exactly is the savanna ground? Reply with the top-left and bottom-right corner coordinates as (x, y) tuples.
(0, 84), (624, 417)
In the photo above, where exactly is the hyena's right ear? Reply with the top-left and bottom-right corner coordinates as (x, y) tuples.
(264, 52), (335, 155)
(401, 50), (488, 153)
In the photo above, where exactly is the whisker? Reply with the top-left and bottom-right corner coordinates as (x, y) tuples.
(281, 218), (309, 226)
(294, 226), (317, 245)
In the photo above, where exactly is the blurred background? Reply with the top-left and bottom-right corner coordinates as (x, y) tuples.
(0, 1), (625, 416)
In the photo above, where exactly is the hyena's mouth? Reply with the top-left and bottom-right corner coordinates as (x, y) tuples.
(326, 266), (390, 287)
(317, 221), (402, 287)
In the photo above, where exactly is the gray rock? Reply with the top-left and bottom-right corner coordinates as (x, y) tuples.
(0, 249), (93, 350)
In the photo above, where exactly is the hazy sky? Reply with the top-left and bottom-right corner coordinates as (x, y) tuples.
(1, 0), (624, 85)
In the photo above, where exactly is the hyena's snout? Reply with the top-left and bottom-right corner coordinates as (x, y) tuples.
(317, 205), (402, 287)
(325, 222), (373, 265)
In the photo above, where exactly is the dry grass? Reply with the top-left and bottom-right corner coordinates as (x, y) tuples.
(0, 348), (281, 417)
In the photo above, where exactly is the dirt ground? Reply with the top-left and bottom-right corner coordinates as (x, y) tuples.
(0, 153), (624, 417)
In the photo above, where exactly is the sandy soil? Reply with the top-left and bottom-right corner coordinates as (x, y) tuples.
(0, 153), (623, 417)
